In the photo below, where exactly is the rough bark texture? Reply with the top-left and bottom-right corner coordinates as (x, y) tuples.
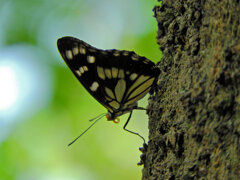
(142, 0), (240, 179)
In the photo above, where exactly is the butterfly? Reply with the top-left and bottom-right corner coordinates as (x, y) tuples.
(57, 36), (160, 145)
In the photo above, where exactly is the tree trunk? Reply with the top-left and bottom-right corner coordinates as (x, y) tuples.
(142, 0), (240, 179)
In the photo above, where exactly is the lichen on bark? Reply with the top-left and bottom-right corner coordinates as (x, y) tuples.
(142, 0), (240, 179)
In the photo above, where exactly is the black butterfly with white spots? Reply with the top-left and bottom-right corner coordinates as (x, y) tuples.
(57, 36), (160, 144)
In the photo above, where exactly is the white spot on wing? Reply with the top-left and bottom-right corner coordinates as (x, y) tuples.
(87, 56), (95, 63)
(66, 50), (73, 60)
(90, 82), (99, 91)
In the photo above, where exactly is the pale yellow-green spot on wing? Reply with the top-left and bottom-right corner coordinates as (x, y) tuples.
(104, 105), (113, 113)
(112, 67), (118, 78)
(97, 66), (105, 80)
(90, 82), (99, 91)
(130, 73), (138, 81)
(113, 51), (120, 56)
(105, 96), (112, 101)
(115, 79), (126, 102)
(80, 67), (84, 74)
(131, 54), (139, 61)
(79, 46), (86, 54)
(126, 75), (150, 97)
(66, 50), (73, 60)
(109, 100), (120, 109)
(83, 66), (88, 71)
(101, 51), (108, 55)
(122, 51), (129, 56)
(105, 68), (112, 79)
(89, 48), (97, 52)
(143, 59), (150, 64)
(118, 69), (124, 79)
(75, 70), (81, 76)
(128, 78), (154, 100)
(125, 86), (151, 106)
(105, 87), (115, 99)
(72, 47), (79, 55)
(87, 56), (95, 63)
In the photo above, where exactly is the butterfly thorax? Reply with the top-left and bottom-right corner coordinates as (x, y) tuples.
(106, 102), (138, 123)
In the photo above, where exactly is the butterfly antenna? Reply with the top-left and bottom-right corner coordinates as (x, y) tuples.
(68, 113), (106, 146)
(89, 113), (106, 122)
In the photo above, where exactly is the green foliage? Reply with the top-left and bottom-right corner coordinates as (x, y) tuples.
(0, 0), (161, 179)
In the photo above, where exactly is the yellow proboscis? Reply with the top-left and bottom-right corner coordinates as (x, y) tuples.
(113, 118), (120, 124)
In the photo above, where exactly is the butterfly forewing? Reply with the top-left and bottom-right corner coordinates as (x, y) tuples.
(57, 37), (108, 106)
(57, 36), (159, 116)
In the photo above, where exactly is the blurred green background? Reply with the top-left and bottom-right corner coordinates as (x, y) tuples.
(0, 0), (161, 179)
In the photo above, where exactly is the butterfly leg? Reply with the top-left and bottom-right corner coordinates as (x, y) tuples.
(133, 107), (147, 111)
(123, 111), (146, 143)
(133, 106), (158, 113)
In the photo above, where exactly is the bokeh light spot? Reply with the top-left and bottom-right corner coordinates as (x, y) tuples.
(0, 66), (19, 111)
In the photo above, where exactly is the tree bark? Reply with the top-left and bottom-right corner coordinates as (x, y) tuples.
(142, 0), (240, 179)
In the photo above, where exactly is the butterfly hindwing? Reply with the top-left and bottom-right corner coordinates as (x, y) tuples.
(57, 36), (159, 115)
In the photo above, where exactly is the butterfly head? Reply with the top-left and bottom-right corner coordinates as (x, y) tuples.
(106, 112), (120, 124)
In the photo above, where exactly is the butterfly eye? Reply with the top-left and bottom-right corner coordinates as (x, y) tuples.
(106, 113), (111, 120)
